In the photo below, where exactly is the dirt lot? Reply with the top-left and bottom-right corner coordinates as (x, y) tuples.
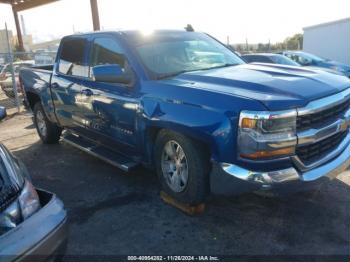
(1, 113), (350, 256)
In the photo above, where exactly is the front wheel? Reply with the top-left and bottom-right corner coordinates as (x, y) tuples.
(33, 102), (62, 144)
(154, 130), (210, 205)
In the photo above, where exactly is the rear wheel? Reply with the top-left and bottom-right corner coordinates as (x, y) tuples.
(33, 102), (62, 144)
(155, 130), (210, 204)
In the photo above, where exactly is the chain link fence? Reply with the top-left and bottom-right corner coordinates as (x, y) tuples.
(0, 51), (56, 115)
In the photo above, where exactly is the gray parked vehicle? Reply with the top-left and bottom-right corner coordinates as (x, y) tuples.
(0, 107), (67, 260)
(280, 51), (350, 78)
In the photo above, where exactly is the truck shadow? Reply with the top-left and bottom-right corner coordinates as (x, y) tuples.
(10, 140), (350, 255)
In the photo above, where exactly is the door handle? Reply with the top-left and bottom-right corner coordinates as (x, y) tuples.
(51, 82), (59, 89)
(81, 89), (93, 96)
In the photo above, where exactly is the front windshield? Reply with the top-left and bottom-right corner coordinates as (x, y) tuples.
(270, 55), (300, 66)
(134, 32), (244, 79)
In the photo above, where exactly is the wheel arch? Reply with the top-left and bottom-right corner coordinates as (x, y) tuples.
(25, 91), (41, 111)
(143, 122), (217, 167)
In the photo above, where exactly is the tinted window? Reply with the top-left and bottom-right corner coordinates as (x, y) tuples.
(242, 56), (252, 63)
(58, 38), (88, 77)
(269, 55), (300, 66)
(243, 55), (272, 63)
(254, 56), (272, 63)
(242, 55), (257, 63)
(90, 38), (127, 70)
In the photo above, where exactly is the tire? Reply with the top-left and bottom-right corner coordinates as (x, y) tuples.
(33, 102), (62, 144)
(154, 130), (210, 204)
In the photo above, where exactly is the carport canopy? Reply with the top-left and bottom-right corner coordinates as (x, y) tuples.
(0, 0), (101, 51)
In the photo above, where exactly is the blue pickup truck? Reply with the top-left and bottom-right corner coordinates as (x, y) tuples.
(19, 30), (350, 204)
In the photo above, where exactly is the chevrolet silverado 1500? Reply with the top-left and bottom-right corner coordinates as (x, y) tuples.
(19, 30), (350, 204)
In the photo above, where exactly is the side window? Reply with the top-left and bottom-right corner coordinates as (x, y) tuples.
(58, 38), (88, 77)
(288, 54), (298, 63)
(255, 56), (271, 63)
(243, 56), (254, 63)
(285, 53), (293, 60)
(90, 37), (127, 73)
(4, 65), (12, 73)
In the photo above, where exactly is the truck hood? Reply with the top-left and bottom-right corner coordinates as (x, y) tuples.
(168, 63), (350, 111)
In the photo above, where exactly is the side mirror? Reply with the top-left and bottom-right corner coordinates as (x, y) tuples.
(92, 64), (132, 84)
(0, 107), (7, 121)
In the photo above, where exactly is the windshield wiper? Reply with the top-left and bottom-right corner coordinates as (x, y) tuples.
(200, 63), (238, 71)
(156, 64), (238, 80)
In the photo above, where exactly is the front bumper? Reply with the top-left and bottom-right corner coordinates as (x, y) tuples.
(210, 132), (350, 196)
(0, 189), (68, 261)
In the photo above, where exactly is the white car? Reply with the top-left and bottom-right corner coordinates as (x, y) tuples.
(0, 61), (34, 98)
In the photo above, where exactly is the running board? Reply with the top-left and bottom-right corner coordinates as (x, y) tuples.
(62, 134), (139, 172)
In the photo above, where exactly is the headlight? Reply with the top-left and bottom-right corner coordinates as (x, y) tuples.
(0, 201), (21, 234)
(0, 180), (40, 234)
(238, 110), (297, 160)
(18, 180), (41, 219)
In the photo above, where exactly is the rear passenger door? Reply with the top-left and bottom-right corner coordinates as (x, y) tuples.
(51, 37), (90, 135)
(80, 36), (139, 151)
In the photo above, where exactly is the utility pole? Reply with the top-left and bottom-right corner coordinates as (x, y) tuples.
(5, 23), (20, 113)
(90, 0), (101, 31)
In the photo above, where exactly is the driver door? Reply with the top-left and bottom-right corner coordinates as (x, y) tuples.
(79, 36), (139, 152)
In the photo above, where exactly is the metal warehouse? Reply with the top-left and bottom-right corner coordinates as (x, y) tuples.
(303, 17), (350, 66)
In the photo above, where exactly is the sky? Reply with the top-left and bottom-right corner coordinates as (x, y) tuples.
(0, 0), (350, 44)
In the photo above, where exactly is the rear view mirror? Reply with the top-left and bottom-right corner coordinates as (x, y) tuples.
(0, 107), (7, 121)
(92, 64), (133, 84)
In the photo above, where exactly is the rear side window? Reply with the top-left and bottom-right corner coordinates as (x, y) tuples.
(58, 38), (88, 77)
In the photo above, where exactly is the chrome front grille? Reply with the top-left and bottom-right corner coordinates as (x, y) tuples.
(294, 87), (350, 170)
(297, 98), (350, 131)
(296, 131), (348, 165)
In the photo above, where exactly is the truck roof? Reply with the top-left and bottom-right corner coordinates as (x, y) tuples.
(62, 30), (204, 47)
(63, 29), (192, 39)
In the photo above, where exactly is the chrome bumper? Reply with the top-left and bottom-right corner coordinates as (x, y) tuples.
(220, 132), (350, 189)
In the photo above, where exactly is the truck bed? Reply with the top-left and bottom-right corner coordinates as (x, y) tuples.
(20, 64), (53, 90)
(19, 65), (56, 120)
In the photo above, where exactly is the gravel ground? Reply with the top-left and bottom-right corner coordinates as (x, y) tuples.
(0, 113), (350, 257)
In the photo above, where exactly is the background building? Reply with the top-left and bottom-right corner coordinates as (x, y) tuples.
(0, 29), (14, 53)
(303, 17), (350, 65)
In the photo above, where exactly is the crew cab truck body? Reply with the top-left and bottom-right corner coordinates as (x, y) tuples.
(20, 30), (350, 204)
